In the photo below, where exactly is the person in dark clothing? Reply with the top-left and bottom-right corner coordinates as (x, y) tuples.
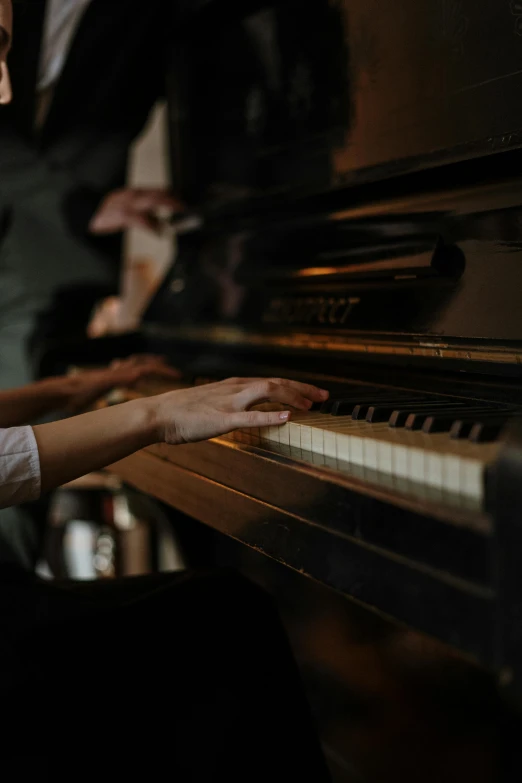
(0, 0), (180, 566)
(1, 0), (180, 386)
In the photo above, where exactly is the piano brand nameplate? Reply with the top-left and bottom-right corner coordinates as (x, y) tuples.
(171, 0), (522, 213)
(263, 295), (361, 326)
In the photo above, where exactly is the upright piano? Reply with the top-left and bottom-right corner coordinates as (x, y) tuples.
(57, 1), (522, 778)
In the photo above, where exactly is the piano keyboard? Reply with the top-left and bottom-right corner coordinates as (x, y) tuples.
(226, 414), (499, 509)
(223, 386), (519, 510)
(107, 378), (517, 511)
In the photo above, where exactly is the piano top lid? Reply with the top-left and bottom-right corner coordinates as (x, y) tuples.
(168, 0), (522, 220)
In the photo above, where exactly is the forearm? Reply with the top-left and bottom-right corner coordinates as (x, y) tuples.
(27, 376), (327, 497)
(0, 380), (67, 427)
(33, 398), (158, 493)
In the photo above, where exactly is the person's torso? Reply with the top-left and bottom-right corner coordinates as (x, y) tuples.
(0, 0), (171, 195)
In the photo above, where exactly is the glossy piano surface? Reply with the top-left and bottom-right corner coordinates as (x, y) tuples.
(171, 0), (522, 215)
(216, 541), (520, 783)
(146, 177), (522, 373)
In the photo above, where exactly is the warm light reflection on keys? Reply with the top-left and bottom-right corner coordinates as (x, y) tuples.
(226, 409), (499, 510)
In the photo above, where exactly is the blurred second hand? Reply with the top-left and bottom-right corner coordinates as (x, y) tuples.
(155, 209), (204, 236)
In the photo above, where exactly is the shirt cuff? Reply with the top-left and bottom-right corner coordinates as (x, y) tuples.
(25, 426), (42, 500)
(0, 426), (42, 508)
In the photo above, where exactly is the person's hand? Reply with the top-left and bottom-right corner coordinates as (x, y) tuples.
(87, 296), (123, 338)
(151, 377), (329, 445)
(61, 355), (181, 413)
(89, 188), (183, 235)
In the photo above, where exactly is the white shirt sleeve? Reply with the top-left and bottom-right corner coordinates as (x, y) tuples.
(0, 427), (41, 509)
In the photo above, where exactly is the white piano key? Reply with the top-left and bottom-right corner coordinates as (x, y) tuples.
(425, 451), (443, 490)
(311, 427), (325, 455)
(408, 446), (425, 484)
(442, 454), (461, 494)
(392, 443), (409, 479)
(249, 408), (499, 508)
(288, 422), (303, 448)
(323, 454), (339, 471)
(311, 450), (326, 467)
(461, 459), (483, 501)
(289, 444), (304, 461)
(350, 463), (369, 483)
(300, 425), (313, 452)
(324, 429), (337, 458)
(363, 437), (378, 471)
(377, 440), (393, 476)
(267, 425), (281, 443)
(291, 413), (345, 454)
(301, 448), (315, 465)
(346, 434), (365, 466)
(278, 423), (291, 446)
(259, 426), (272, 444)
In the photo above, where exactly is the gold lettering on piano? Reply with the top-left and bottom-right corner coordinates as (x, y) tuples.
(264, 296), (360, 326)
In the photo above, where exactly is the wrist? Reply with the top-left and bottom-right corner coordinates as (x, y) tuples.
(35, 377), (74, 410)
(135, 396), (164, 446)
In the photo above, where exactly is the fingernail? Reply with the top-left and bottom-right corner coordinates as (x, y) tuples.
(279, 412), (290, 420)
(320, 389), (329, 399)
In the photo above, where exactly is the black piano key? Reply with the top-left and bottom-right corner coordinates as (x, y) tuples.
(450, 413), (516, 440)
(317, 386), (382, 413)
(469, 420), (509, 443)
(323, 398), (377, 414)
(405, 406), (494, 431)
(466, 414), (521, 443)
(449, 419), (476, 439)
(325, 391), (397, 415)
(367, 400), (463, 423)
(326, 399), (371, 415)
(350, 396), (428, 419)
(389, 403), (469, 428)
(320, 398), (345, 413)
(422, 408), (499, 434)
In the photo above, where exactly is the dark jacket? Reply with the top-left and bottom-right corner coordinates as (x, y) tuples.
(0, 0), (173, 262)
